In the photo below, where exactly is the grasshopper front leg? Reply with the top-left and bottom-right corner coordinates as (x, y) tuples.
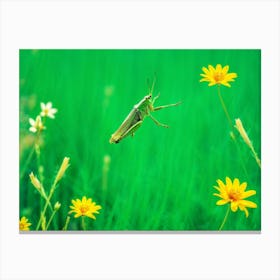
(148, 114), (169, 128)
(153, 101), (182, 111)
(152, 93), (160, 105)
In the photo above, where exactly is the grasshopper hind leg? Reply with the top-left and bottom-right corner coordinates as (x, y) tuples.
(119, 120), (143, 141)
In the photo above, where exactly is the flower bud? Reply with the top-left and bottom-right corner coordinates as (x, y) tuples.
(29, 172), (42, 191)
(54, 157), (70, 184)
(54, 202), (61, 211)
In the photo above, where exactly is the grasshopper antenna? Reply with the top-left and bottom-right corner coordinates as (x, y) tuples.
(150, 74), (156, 96)
(146, 78), (151, 94)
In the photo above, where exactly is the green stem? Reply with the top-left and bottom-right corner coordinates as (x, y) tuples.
(217, 86), (249, 179)
(231, 136), (250, 179)
(36, 183), (56, 230)
(20, 145), (35, 180)
(217, 85), (234, 129)
(219, 204), (231, 230)
(81, 216), (86, 230)
(45, 209), (58, 230)
(251, 147), (261, 169)
(35, 143), (43, 183)
(41, 191), (53, 211)
(20, 119), (45, 180)
(63, 216), (71, 231)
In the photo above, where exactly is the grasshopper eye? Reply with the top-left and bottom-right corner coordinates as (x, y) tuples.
(145, 94), (152, 100)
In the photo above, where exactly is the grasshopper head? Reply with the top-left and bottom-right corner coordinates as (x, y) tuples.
(145, 94), (152, 100)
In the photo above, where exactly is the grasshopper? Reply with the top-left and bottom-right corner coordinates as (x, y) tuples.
(109, 79), (181, 144)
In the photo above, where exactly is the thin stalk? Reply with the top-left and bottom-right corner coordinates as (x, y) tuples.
(45, 209), (58, 230)
(36, 183), (56, 230)
(36, 157), (70, 230)
(234, 118), (261, 169)
(41, 214), (46, 230)
(217, 86), (249, 178)
(63, 216), (71, 231)
(231, 135), (250, 180)
(102, 155), (111, 192)
(217, 85), (234, 128)
(81, 216), (86, 230)
(219, 204), (231, 230)
(32, 131), (46, 218)
(20, 145), (35, 180)
(251, 147), (261, 168)
(20, 129), (41, 180)
(35, 143), (43, 184)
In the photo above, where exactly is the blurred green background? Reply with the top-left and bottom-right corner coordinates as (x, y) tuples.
(19, 49), (261, 231)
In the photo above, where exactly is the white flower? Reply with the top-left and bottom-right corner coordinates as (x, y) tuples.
(40, 102), (58, 119)
(29, 116), (45, 133)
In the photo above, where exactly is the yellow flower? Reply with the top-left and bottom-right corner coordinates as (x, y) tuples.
(29, 115), (45, 133)
(69, 196), (102, 220)
(213, 177), (257, 217)
(40, 102), (58, 119)
(200, 64), (237, 87)
(19, 216), (32, 231)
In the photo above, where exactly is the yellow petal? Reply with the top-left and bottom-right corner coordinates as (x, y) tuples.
(226, 73), (237, 79)
(216, 199), (228, 205)
(199, 78), (210, 82)
(213, 193), (224, 199)
(232, 178), (240, 192)
(222, 65), (229, 74)
(202, 66), (210, 74)
(213, 185), (221, 192)
(240, 200), (257, 208)
(240, 205), (249, 217)
(231, 201), (238, 212)
(216, 64), (222, 72)
(220, 81), (231, 87)
(225, 177), (233, 190)
(208, 82), (217, 86)
(72, 199), (80, 206)
(241, 190), (256, 199)
(216, 179), (226, 191)
(239, 182), (247, 192)
(209, 65), (215, 74)
(86, 213), (96, 220)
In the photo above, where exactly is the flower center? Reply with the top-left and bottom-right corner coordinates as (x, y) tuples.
(214, 73), (224, 83)
(228, 191), (240, 202)
(80, 205), (89, 214)
(19, 223), (24, 230)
